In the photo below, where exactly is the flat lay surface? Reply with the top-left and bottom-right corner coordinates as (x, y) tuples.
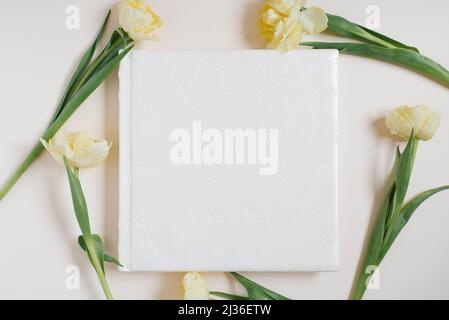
(0, 0), (448, 299)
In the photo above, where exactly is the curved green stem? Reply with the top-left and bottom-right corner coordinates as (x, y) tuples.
(303, 42), (449, 89)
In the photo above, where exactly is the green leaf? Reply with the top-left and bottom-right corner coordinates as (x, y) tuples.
(43, 45), (134, 140)
(383, 148), (401, 232)
(103, 253), (123, 267)
(351, 180), (395, 300)
(379, 185), (449, 262)
(67, 32), (129, 97)
(86, 234), (106, 273)
(50, 10), (111, 123)
(64, 164), (114, 299)
(351, 149), (400, 300)
(229, 272), (289, 300)
(357, 24), (419, 52)
(351, 138), (448, 300)
(91, 32), (126, 74)
(64, 159), (91, 236)
(383, 135), (418, 244)
(209, 291), (249, 300)
(326, 13), (418, 52)
(302, 42), (449, 88)
(392, 134), (417, 213)
(92, 29), (133, 75)
(78, 236), (123, 267)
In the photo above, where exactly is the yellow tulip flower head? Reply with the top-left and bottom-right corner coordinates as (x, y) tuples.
(41, 130), (112, 169)
(385, 105), (441, 141)
(259, 0), (328, 52)
(118, 0), (162, 41)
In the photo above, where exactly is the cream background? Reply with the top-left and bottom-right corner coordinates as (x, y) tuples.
(0, 0), (448, 299)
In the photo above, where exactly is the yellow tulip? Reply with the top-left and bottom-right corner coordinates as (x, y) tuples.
(181, 272), (210, 300)
(385, 105), (441, 141)
(118, 0), (162, 41)
(41, 130), (111, 168)
(258, 0), (328, 52)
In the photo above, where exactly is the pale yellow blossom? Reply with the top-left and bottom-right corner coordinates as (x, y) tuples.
(41, 130), (111, 168)
(385, 105), (441, 141)
(118, 0), (162, 41)
(181, 272), (209, 300)
(258, 0), (328, 52)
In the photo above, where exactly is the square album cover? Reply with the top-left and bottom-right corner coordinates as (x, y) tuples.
(119, 50), (338, 272)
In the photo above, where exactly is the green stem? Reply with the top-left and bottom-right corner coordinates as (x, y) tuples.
(351, 267), (371, 300)
(0, 142), (44, 201)
(86, 239), (113, 300)
(97, 272), (114, 300)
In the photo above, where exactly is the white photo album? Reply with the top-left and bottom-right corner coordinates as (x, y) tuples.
(119, 50), (338, 271)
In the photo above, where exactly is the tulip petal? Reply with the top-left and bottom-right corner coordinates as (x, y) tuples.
(299, 6), (328, 34)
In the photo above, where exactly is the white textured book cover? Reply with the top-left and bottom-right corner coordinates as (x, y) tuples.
(119, 50), (338, 272)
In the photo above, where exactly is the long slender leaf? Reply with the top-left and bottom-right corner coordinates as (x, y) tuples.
(64, 161), (114, 299)
(386, 134), (418, 229)
(383, 148), (401, 232)
(93, 42), (126, 75)
(351, 149), (401, 300)
(68, 34), (126, 97)
(302, 42), (449, 88)
(93, 29), (132, 74)
(78, 236), (123, 267)
(51, 10), (111, 123)
(64, 159), (91, 235)
(230, 272), (289, 300)
(64, 163), (116, 271)
(382, 134), (418, 247)
(351, 137), (449, 300)
(209, 291), (249, 300)
(358, 24), (418, 52)
(43, 45), (134, 140)
(351, 180), (396, 300)
(379, 185), (449, 262)
(326, 13), (418, 52)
